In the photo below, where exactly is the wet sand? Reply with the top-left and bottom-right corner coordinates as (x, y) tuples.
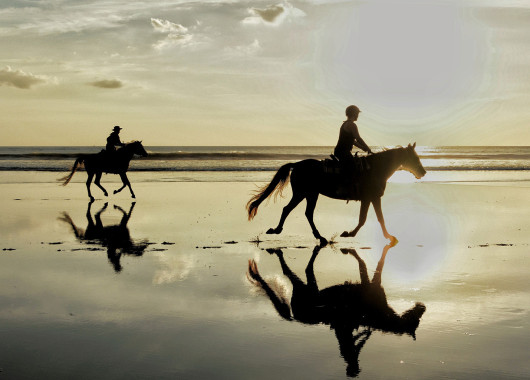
(0, 173), (529, 379)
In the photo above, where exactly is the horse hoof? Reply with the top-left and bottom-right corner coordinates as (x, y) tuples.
(131, 195), (136, 199)
(113, 190), (118, 194)
(340, 231), (350, 238)
(266, 228), (276, 234)
(318, 237), (328, 246)
(389, 236), (399, 247)
(89, 197), (95, 202)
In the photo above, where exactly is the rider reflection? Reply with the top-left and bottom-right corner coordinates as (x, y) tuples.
(247, 243), (426, 378)
(59, 201), (149, 272)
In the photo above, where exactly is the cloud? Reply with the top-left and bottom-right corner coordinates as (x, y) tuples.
(252, 5), (285, 23)
(152, 253), (194, 285)
(88, 79), (123, 89)
(151, 18), (188, 34)
(224, 39), (262, 57)
(242, 2), (305, 26)
(151, 17), (196, 50)
(0, 66), (47, 89)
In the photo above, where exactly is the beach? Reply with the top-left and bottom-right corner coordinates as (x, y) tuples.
(0, 169), (528, 379)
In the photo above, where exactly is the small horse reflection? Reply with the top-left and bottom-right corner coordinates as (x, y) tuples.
(59, 141), (148, 201)
(247, 243), (426, 378)
(59, 201), (149, 272)
(247, 143), (426, 244)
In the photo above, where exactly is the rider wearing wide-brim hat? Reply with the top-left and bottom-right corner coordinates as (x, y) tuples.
(106, 126), (125, 153)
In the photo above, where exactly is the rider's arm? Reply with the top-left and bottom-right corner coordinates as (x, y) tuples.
(349, 122), (372, 154)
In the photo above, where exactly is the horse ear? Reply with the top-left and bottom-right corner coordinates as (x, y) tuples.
(413, 142), (416, 148)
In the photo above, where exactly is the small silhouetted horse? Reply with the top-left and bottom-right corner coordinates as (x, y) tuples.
(59, 141), (148, 201)
(59, 201), (149, 272)
(247, 243), (426, 377)
(247, 143), (426, 244)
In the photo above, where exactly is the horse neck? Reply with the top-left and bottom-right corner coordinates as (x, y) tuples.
(119, 144), (136, 160)
(371, 149), (405, 181)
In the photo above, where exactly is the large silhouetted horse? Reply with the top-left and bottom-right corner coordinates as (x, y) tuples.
(247, 143), (426, 244)
(59, 201), (149, 272)
(59, 141), (148, 201)
(247, 243), (426, 377)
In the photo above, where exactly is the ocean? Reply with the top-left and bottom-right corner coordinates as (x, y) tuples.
(0, 145), (529, 184)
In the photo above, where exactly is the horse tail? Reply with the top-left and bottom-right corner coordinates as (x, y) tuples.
(247, 259), (292, 321)
(246, 163), (294, 220)
(58, 157), (84, 186)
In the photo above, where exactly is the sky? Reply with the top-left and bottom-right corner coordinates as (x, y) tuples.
(0, 0), (529, 146)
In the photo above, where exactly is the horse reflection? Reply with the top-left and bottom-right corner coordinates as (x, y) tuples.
(247, 243), (426, 377)
(59, 201), (149, 272)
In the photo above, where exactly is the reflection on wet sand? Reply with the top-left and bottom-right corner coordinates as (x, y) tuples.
(59, 201), (149, 272)
(247, 243), (426, 378)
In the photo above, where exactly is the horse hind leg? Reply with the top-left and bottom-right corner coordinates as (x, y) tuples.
(305, 193), (327, 245)
(266, 193), (304, 235)
(94, 172), (108, 197)
(86, 172), (95, 202)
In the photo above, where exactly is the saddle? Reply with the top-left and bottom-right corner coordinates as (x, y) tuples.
(322, 153), (371, 200)
(322, 153), (371, 176)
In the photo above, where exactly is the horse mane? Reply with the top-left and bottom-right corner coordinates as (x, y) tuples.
(368, 146), (404, 161)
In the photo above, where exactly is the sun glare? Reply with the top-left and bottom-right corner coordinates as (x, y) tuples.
(388, 170), (419, 183)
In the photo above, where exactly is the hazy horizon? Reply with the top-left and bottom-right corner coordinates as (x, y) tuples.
(1, 0), (529, 146)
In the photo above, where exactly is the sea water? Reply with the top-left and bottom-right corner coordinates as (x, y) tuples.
(0, 145), (529, 184)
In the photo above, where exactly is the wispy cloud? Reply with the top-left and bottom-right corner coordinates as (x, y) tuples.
(88, 79), (123, 89)
(224, 39), (262, 57)
(0, 66), (48, 89)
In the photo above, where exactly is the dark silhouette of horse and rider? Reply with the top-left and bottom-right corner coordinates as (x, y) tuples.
(59, 126), (148, 201)
(247, 105), (427, 245)
(247, 243), (426, 378)
(59, 201), (149, 272)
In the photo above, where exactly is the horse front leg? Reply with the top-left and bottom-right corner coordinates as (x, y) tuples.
(341, 199), (370, 238)
(340, 248), (370, 284)
(266, 193), (304, 235)
(114, 173), (136, 199)
(371, 197), (397, 244)
(86, 172), (95, 202)
(94, 172), (108, 197)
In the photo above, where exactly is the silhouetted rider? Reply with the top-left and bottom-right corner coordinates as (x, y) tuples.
(106, 126), (125, 154)
(334, 105), (372, 162)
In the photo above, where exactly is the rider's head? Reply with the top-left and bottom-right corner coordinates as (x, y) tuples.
(345, 105), (360, 121)
(113, 126), (122, 132)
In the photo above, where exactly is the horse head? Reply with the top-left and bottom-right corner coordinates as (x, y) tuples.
(128, 141), (148, 157)
(401, 142), (426, 179)
(399, 302), (427, 339)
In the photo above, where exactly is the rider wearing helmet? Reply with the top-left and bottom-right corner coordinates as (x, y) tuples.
(334, 105), (372, 162)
